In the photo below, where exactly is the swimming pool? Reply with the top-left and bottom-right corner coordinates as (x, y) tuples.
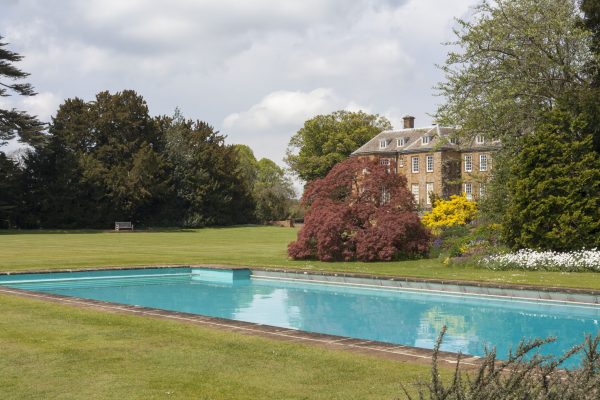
(1, 267), (598, 367)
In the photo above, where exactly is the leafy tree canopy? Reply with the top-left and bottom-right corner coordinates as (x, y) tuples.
(254, 158), (295, 222)
(232, 144), (259, 193)
(288, 157), (430, 262)
(163, 109), (254, 227)
(436, 0), (592, 143)
(0, 36), (44, 148)
(43, 90), (170, 225)
(232, 144), (295, 223)
(285, 110), (391, 182)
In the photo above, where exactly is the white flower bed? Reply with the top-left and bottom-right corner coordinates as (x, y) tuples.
(479, 249), (600, 272)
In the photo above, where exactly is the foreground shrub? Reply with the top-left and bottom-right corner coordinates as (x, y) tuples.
(479, 248), (600, 272)
(402, 326), (600, 400)
(288, 157), (430, 261)
(422, 195), (478, 235)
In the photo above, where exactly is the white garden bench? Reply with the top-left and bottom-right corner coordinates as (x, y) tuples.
(115, 221), (133, 231)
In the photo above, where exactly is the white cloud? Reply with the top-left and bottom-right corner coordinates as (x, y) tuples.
(1, 0), (480, 167)
(0, 91), (60, 123)
(223, 88), (341, 132)
(21, 91), (61, 121)
(221, 88), (372, 168)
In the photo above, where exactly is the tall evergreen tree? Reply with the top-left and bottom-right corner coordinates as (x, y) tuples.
(164, 110), (254, 226)
(0, 36), (44, 148)
(19, 134), (89, 228)
(24, 91), (172, 227)
(503, 110), (600, 250)
(0, 153), (22, 228)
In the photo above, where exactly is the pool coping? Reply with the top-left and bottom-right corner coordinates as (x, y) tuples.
(1, 263), (599, 299)
(0, 285), (481, 368)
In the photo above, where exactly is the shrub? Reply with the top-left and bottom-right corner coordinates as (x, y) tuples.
(422, 195), (478, 235)
(402, 326), (600, 400)
(288, 157), (430, 262)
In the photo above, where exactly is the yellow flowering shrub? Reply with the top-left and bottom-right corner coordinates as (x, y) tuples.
(422, 194), (478, 234)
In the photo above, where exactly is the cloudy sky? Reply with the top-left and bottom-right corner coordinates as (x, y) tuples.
(1, 0), (477, 170)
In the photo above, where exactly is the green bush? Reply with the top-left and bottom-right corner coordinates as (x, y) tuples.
(430, 223), (505, 259)
(402, 327), (600, 400)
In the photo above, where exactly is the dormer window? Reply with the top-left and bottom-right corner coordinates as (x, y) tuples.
(421, 136), (431, 145)
(449, 137), (458, 145)
(397, 137), (407, 147)
(475, 135), (485, 144)
(379, 139), (389, 149)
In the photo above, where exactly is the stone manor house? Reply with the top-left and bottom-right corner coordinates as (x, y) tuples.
(352, 116), (499, 209)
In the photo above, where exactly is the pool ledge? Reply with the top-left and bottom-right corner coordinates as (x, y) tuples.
(0, 285), (482, 369)
(1, 264), (599, 304)
(250, 269), (600, 305)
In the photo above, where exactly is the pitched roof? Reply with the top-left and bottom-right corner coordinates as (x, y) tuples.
(351, 125), (498, 156)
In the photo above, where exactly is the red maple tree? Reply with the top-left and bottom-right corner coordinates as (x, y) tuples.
(288, 157), (430, 261)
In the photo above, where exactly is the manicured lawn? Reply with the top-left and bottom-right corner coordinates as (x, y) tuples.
(0, 293), (435, 400)
(1, 226), (597, 398)
(1, 226), (599, 289)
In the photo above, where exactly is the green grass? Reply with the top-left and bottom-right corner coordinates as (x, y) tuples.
(1, 226), (596, 398)
(1, 226), (599, 289)
(0, 293), (435, 399)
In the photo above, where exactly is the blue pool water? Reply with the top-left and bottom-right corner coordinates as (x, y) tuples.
(1, 267), (598, 368)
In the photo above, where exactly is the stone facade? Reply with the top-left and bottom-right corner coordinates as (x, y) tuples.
(351, 116), (498, 209)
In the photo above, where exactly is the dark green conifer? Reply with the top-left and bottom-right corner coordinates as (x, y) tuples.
(0, 36), (44, 147)
(503, 110), (600, 250)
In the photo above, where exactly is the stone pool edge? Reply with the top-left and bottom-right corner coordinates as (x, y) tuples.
(0, 285), (480, 368)
(1, 264), (599, 303)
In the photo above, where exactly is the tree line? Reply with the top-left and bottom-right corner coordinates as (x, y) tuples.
(0, 41), (294, 229)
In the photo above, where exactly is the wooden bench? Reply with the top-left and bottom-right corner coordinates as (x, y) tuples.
(115, 221), (133, 231)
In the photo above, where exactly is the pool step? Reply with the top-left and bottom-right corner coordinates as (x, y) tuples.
(191, 268), (250, 284)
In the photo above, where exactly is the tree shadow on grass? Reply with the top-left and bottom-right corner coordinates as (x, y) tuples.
(0, 225), (286, 235)
(0, 228), (197, 235)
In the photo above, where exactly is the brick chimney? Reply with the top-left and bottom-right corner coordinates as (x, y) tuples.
(403, 115), (415, 129)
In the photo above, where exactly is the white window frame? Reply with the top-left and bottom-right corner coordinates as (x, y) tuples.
(480, 154), (488, 171)
(399, 157), (404, 167)
(421, 136), (431, 145)
(475, 135), (485, 144)
(411, 156), (419, 173)
(464, 154), (472, 172)
(379, 139), (388, 149)
(411, 184), (420, 204)
(426, 183), (434, 205)
(380, 158), (390, 166)
(426, 155), (434, 172)
(449, 137), (458, 145)
(465, 183), (473, 200)
(397, 138), (405, 147)
(479, 183), (486, 198)
(381, 188), (391, 204)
